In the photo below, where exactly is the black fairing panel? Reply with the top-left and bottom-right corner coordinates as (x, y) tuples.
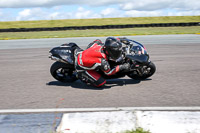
(50, 43), (81, 64)
(126, 54), (149, 64)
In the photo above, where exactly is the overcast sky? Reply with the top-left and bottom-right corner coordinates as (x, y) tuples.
(0, 0), (200, 21)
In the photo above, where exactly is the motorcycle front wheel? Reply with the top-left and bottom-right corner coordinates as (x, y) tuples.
(50, 61), (77, 83)
(127, 62), (156, 80)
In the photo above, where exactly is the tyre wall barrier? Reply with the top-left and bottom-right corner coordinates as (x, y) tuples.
(0, 22), (199, 32)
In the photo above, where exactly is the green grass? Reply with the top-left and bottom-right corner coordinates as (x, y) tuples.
(0, 16), (199, 40)
(124, 127), (151, 133)
(0, 16), (199, 29)
(0, 26), (200, 40)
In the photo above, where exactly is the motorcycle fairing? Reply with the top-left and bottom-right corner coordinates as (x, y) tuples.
(126, 54), (149, 64)
(49, 43), (81, 64)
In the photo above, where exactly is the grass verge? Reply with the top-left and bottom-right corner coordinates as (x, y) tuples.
(0, 16), (199, 29)
(125, 127), (151, 133)
(0, 26), (199, 40)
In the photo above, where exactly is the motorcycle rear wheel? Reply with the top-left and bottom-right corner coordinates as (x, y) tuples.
(50, 62), (77, 83)
(127, 62), (156, 80)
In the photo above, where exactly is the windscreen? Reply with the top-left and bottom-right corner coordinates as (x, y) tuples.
(129, 40), (147, 55)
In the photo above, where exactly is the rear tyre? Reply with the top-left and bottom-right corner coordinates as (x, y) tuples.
(50, 62), (77, 83)
(127, 62), (156, 80)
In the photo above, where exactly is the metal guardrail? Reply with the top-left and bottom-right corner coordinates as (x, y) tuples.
(0, 22), (200, 32)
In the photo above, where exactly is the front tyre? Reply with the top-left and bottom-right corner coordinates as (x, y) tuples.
(50, 62), (77, 83)
(127, 62), (156, 80)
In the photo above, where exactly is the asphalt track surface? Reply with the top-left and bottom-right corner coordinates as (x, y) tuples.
(0, 35), (200, 110)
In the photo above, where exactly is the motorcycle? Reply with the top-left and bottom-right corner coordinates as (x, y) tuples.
(49, 38), (156, 85)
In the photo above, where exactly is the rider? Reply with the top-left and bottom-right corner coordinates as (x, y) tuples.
(75, 37), (130, 87)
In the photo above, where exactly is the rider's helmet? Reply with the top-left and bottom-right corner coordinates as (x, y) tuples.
(104, 37), (122, 61)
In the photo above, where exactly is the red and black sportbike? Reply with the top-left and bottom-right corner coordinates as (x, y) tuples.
(49, 38), (156, 84)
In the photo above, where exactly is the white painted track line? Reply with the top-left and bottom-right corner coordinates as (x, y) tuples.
(1, 107), (200, 114)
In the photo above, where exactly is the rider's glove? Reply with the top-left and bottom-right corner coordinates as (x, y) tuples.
(119, 63), (130, 71)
